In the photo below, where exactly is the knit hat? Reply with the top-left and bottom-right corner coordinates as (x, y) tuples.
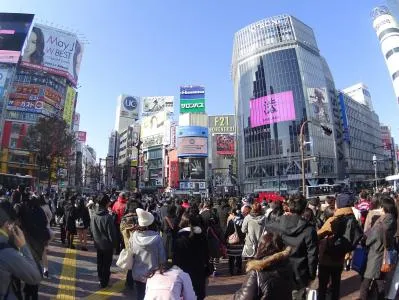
(136, 208), (154, 227)
(336, 193), (354, 209)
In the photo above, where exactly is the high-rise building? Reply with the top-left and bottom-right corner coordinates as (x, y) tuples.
(232, 15), (343, 194)
(371, 6), (399, 104)
(342, 83), (374, 111)
(387, 0), (399, 22)
(338, 90), (384, 186)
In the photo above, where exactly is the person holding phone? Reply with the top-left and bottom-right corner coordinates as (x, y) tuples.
(0, 202), (42, 299)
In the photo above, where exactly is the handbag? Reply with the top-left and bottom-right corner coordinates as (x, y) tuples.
(228, 222), (240, 245)
(352, 245), (368, 275)
(116, 248), (134, 270)
(55, 215), (64, 225)
(306, 289), (317, 300)
(381, 248), (398, 273)
(75, 218), (84, 229)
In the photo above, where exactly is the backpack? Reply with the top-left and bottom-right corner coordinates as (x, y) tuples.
(0, 243), (23, 300)
(325, 214), (364, 258)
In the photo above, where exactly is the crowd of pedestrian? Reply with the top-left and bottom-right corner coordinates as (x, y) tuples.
(2, 185), (399, 299)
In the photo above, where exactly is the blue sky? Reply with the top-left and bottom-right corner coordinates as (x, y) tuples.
(2, 0), (397, 159)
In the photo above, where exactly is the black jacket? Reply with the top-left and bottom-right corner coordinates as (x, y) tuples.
(266, 214), (318, 289)
(234, 247), (293, 300)
(76, 206), (91, 229)
(91, 208), (118, 251)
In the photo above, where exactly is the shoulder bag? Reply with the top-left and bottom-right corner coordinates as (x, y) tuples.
(228, 222), (240, 245)
(116, 248), (134, 270)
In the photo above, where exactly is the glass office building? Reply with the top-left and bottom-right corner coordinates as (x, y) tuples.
(232, 15), (343, 194)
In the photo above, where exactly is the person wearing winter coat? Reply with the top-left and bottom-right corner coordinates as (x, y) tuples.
(75, 198), (91, 251)
(234, 232), (293, 300)
(265, 195), (318, 300)
(359, 196), (397, 300)
(224, 208), (245, 275)
(217, 198), (231, 234)
(39, 194), (54, 278)
(130, 208), (166, 300)
(144, 263), (197, 300)
(112, 192), (128, 253)
(162, 204), (178, 260)
(64, 196), (77, 249)
(241, 202), (266, 258)
(0, 202), (42, 300)
(317, 193), (362, 300)
(91, 194), (118, 288)
(174, 210), (210, 300)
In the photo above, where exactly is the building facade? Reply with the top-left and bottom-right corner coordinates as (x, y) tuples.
(338, 91), (385, 186)
(372, 6), (399, 104)
(232, 15), (342, 194)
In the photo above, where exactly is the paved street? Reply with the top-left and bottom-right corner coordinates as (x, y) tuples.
(38, 228), (363, 299)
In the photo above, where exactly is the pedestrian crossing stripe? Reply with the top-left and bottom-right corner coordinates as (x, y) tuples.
(55, 248), (77, 299)
(84, 279), (125, 300)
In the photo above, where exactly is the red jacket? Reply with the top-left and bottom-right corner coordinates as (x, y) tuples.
(112, 197), (127, 224)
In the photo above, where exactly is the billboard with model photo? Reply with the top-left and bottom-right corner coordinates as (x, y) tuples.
(142, 96), (174, 116)
(0, 13), (34, 63)
(216, 134), (235, 156)
(250, 91), (296, 127)
(179, 158), (206, 180)
(21, 24), (83, 85)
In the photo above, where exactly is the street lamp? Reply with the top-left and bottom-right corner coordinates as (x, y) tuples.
(299, 120), (332, 195)
(373, 154), (378, 191)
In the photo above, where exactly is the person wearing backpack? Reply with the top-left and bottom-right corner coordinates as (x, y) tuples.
(317, 191), (363, 300)
(0, 201), (42, 300)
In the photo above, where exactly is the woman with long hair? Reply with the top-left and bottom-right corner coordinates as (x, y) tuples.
(23, 27), (45, 65)
(75, 198), (90, 251)
(241, 202), (266, 259)
(359, 196), (397, 300)
(224, 207), (245, 275)
(174, 209), (210, 300)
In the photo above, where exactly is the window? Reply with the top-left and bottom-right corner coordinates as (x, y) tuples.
(11, 123), (21, 134)
(9, 138), (18, 149)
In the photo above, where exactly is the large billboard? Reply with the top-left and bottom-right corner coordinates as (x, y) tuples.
(141, 111), (167, 139)
(307, 88), (330, 124)
(216, 134), (235, 156)
(21, 24), (83, 85)
(168, 150), (179, 188)
(250, 91), (296, 128)
(0, 13), (34, 63)
(180, 85), (205, 113)
(119, 94), (139, 120)
(63, 86), (76, 126)
(209, 115), (236, 134)
(177, 126), (208, 138)
(178, 137), (208, 157)
(0, 67), (8, 87)
(179, 157), (206, 180)
(75, 131), (87, 142)
(142, 96), (174, 116)
(7, 99), (57, 116)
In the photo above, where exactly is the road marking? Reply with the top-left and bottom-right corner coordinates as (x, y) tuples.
(55, 248), (77, 299)
(84, 278), (126, 300)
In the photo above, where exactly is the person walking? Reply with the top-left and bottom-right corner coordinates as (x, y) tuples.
(359, 196), (397, 300)
(39, 194), (54, 278)
(75, 198), (90, 251)
(266, 195), (318, 300)
(64, 196), (77, 249)
(0, 202), (43, 299)
(112, 192), (128, 254)
(241, 202), (266, 259)
(162, 204), (177, 260)
(224, 208), (245, 275)
(91, 194), (118, 288)
(130, 208), (166, 300)
(174, 210), (210, 300)
(234, 232), (293, 300)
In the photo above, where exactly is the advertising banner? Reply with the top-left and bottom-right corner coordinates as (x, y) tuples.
(179, 158), (206, 180)
(178, 137), (208, 157)
(168, 150), (179, 188)
(338, 93), (350, 144)
(7, 99), (56, 114)
(141, 111), (167, 139)
(9, 83), (64, 109)
(0, 13), (34, 63)
(75, 131), (87, 142)
(73, 113), (80, 130)
(213, 169), (233, 187)
(142, 135), (163, 148)
(63, 86), (76, 126)
(21, 24), (83, 85)
(180, 85), (205, 99)
(250, 91), (296, 128)
(4, 111), (39, 123)
(216, 134), (235, 155)
(14, 71), (67, 95)
(307, 88), (330, 124)
(177, 126), (208, 138)
(119, 94), (139, 120)
(142, 96), (174, 116)
(180, 99), (205, 113)
(0, 67), (8, 87)
(209, 115), (236, 134)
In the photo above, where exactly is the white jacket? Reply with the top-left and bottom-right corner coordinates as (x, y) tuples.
(144, 265), (197, 300)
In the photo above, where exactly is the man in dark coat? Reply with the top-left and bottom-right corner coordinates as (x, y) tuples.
(64, 196), (77, 249)
(217, 198), (231, 234)
(266, 195), (318, 300)
(91, 194), (118, 288)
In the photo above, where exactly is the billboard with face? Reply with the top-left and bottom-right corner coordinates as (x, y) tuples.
(250, 91), (296, 128)
(216, 134), (235, 156)
(21, 24), (83, 85)
(307, 88), (330, 124)
(0, 13), (34, 63)
(179, 158), (206, 180)
(142, 96), (174, 116)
